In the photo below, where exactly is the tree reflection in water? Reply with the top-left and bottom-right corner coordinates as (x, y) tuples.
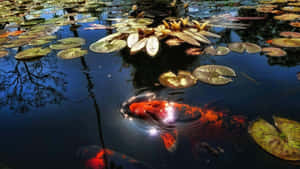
(0, 52), (66, 113)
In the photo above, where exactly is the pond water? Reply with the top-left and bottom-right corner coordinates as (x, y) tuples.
(0, 0), (300, 169)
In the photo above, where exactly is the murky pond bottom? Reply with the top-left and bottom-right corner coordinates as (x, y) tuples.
(0, 0), (300, 169)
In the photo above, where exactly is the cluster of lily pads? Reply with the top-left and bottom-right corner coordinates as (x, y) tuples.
(159, 65), (236, 88)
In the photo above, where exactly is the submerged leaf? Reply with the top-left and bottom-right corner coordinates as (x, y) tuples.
(262, 47), (287, 57)
(57, 48), (87, 59)
(159, 71), (197, 89)
(193, 65), (236, 85)
(15, 47), (51, 60)
(248, 118), (300, 161)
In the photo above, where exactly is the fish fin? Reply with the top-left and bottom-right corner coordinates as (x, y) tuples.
(160, 129), (178, 152)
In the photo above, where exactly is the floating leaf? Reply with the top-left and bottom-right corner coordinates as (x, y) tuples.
(262, 47), (287, 57)
(248, 118), (300, 161)
(280, 32), (300, 38)
(290, 22), (300, 27)
(58, 37), (85, 45)
(271, 38), (300, 47)
(216, 46), (230, 56)
(130, 38), (148, 55)
(228, 42), (245, 53)
(204, 46), (217, 55)
(90, 39), (126, 53)
(57, 48), (87, 59)
(127, 33), (139, 48)
(0, 50), (8, 57)
(50, 37), (85, 50)
(159, 71), (197, 89)
(193, 65), (236, 85)
(29, 39), (51, 46)
(165, 38), (183, 46)
(244, 42), (262, 53)
(183, 30), (211, 44)
(274, 13), (300, 21)
(146, 36), (159, 57)
(15, 47), (51, 60)
(185, 48), (203, 55)
(282, 6), (300, 12)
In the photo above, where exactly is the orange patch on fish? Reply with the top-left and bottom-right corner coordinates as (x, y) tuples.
(160, 130), (177, 152)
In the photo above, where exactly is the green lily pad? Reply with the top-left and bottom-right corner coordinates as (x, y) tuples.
(193, 65), (236, 85)
(15, 47), (51, 60)
(159, 71), (197, 89)
(50, 37), (85, 50)
(0, 50), (8, 57)
(228, 42), (245, 53)
(271, 38), (300, 47)
(58, 37), (85, 45)
(57, 48), (87, 59)
(2, 39), (30, 48)
(244, 42), (262, 53)
(90, 39), (126, 53)
(248, 118), (300, 161)
(29, 39), (51, 46)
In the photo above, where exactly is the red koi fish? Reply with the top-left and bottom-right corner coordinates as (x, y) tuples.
(0, 30), (24, 38)
(77, 145), (154, 169)
(121, 93), (246, 152)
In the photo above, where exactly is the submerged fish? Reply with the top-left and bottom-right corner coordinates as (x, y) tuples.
(121, 93), (247, 152)
(77, 146), (153, 169)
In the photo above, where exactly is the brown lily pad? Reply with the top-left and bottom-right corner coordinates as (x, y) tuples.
(244, 42), (262, 53)
(262, 47), (287, 57)
(185, 48), (204, 56)
(274, 13), (300, 21)
(290, 22), (300, 27)
(280, 32), (300, 38)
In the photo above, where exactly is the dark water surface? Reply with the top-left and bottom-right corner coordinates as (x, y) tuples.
(0, 0), (300, 169)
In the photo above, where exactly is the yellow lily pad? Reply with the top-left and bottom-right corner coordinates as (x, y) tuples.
(271, 38), (300, 47)
(274, 13), (300, 20)
(248, 118), (300, 161)
(192, 65), (236, 85)
(159, 71), (197, 89)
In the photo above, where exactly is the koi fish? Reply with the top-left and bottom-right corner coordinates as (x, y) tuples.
(121, 92), (246, 152)
(77, 145), (154, 169)
(0, 30), (24, 38)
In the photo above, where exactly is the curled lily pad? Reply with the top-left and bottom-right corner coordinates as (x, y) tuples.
(90, 39), (126, 53)
(15, 47), (51, 60)
(248, 118), (300, 161)
(274, 13), (300, 20)
(192, 65), (236, 85)
(146, 36), (159, 57)
(280, 32), (300, 38)
(216, 46), (230, 56)
(262, 47), (287, 57)
(244, 42), (261, 53)
(127, 33), (139, 48)
(57, 48), (87, 59)
(228, 42), (245, 53)
(0, 50), (8, 57)
(159, 71), (197, 89)
(271, 38), (300, 47)
(130, 38), (148, 55)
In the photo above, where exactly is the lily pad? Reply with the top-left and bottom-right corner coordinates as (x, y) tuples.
(244, 42), (262, 53)
(185, 48), (203, 55)
(57, 48), (87, 59)
(15, 47), (51, 60)
(29, 39), (51, 46)
(127, 33), (139, 48)
(290, 22), (300, 27)
(228, 42), (245, 53)
(204, 46), (217, 55)
(90, 39), (126, 53)
(50, 37), (85, 50)
(192, 65), (236, 85)
(271, 38), (300, 47)
(262, 47), (287, 57)
(248, 118), (300, 161)
(274, 13), (300, 20)
(282, 6), (300, 12)
(58, 37), (85, 45)
(280, 32), (300, 38)
(159, 71), (197, 89)
(165, 38), (183, 46)
(0, 50), (8, 57)
(130, 38), (148, 55)
(146, 36), (159, 57)
(216, 46), (230, 56)
(172, 32), (201, 46)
